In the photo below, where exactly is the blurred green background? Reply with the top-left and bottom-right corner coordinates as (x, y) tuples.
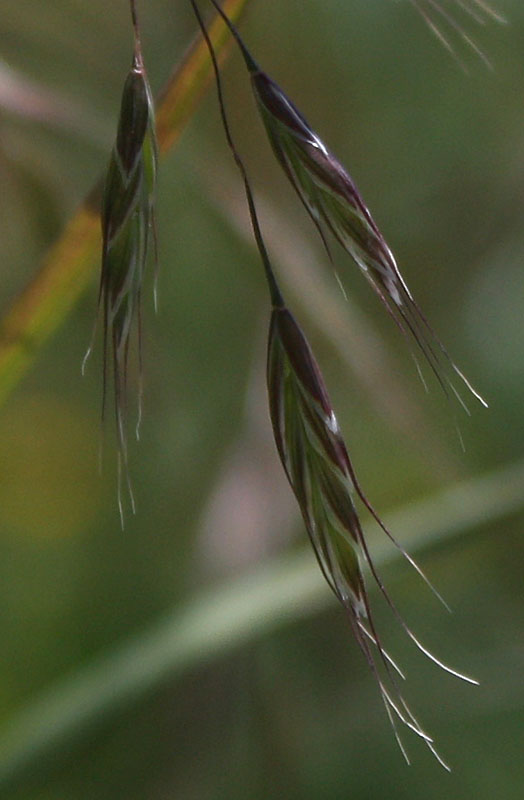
(1, 0), (523, 797)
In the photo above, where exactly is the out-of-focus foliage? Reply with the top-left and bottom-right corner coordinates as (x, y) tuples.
(0, 1), (523, 798)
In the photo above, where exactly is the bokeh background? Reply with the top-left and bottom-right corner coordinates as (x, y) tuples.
(0, 1), (523, 797)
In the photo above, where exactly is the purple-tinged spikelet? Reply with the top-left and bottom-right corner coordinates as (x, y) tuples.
(205, 0), (487, 415)
(85, 8), (158, 523)
(268, 306), (368, 615)
(268, 303), (478, 767)
(251, 68), (487, 413)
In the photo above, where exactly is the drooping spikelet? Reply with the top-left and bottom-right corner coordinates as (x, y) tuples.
(252, 72), (488, 412)
(267, 301), (477, 767)
(206, 0), (487, 414)
(85, 5), (158, 522)
(268, 305), (369, 618)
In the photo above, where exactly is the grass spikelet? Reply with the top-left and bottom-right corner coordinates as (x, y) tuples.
(84, 0), (158, 524)
(205, 0), (487, 416)
(267, 300), (480, 768)
(191, 0), (477, 766)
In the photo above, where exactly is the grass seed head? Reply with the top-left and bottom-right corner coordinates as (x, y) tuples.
(196, 0), (478, 764)
(250, 64), (486, 414)
(268, 305), (366, 614)
(204, 0), (489, 413)
(267, 303), (478, 767)
(88, 44), (158, 524)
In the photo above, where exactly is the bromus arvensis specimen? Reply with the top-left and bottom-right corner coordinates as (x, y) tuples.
(191, 0), (478, 768)
(84, 0), (158, 524)
(206, 0), (488, 420)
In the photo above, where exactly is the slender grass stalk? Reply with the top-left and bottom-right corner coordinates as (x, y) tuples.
(205, 0), (489, 418)
(0, 0), (251, 409)
(189, 0), (480, 767)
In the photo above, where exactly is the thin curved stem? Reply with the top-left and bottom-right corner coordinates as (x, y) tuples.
(189, 0), (284, 308)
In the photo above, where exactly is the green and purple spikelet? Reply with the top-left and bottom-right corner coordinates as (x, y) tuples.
(267, 300), (477, 766)
(87, 29), (158, 521)
(207, 0), (487, 413)
(250, 65), (487, 411)
(268, 306), (368, 616)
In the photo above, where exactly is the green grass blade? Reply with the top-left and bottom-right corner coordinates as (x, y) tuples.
(0, 457), (523, 790)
